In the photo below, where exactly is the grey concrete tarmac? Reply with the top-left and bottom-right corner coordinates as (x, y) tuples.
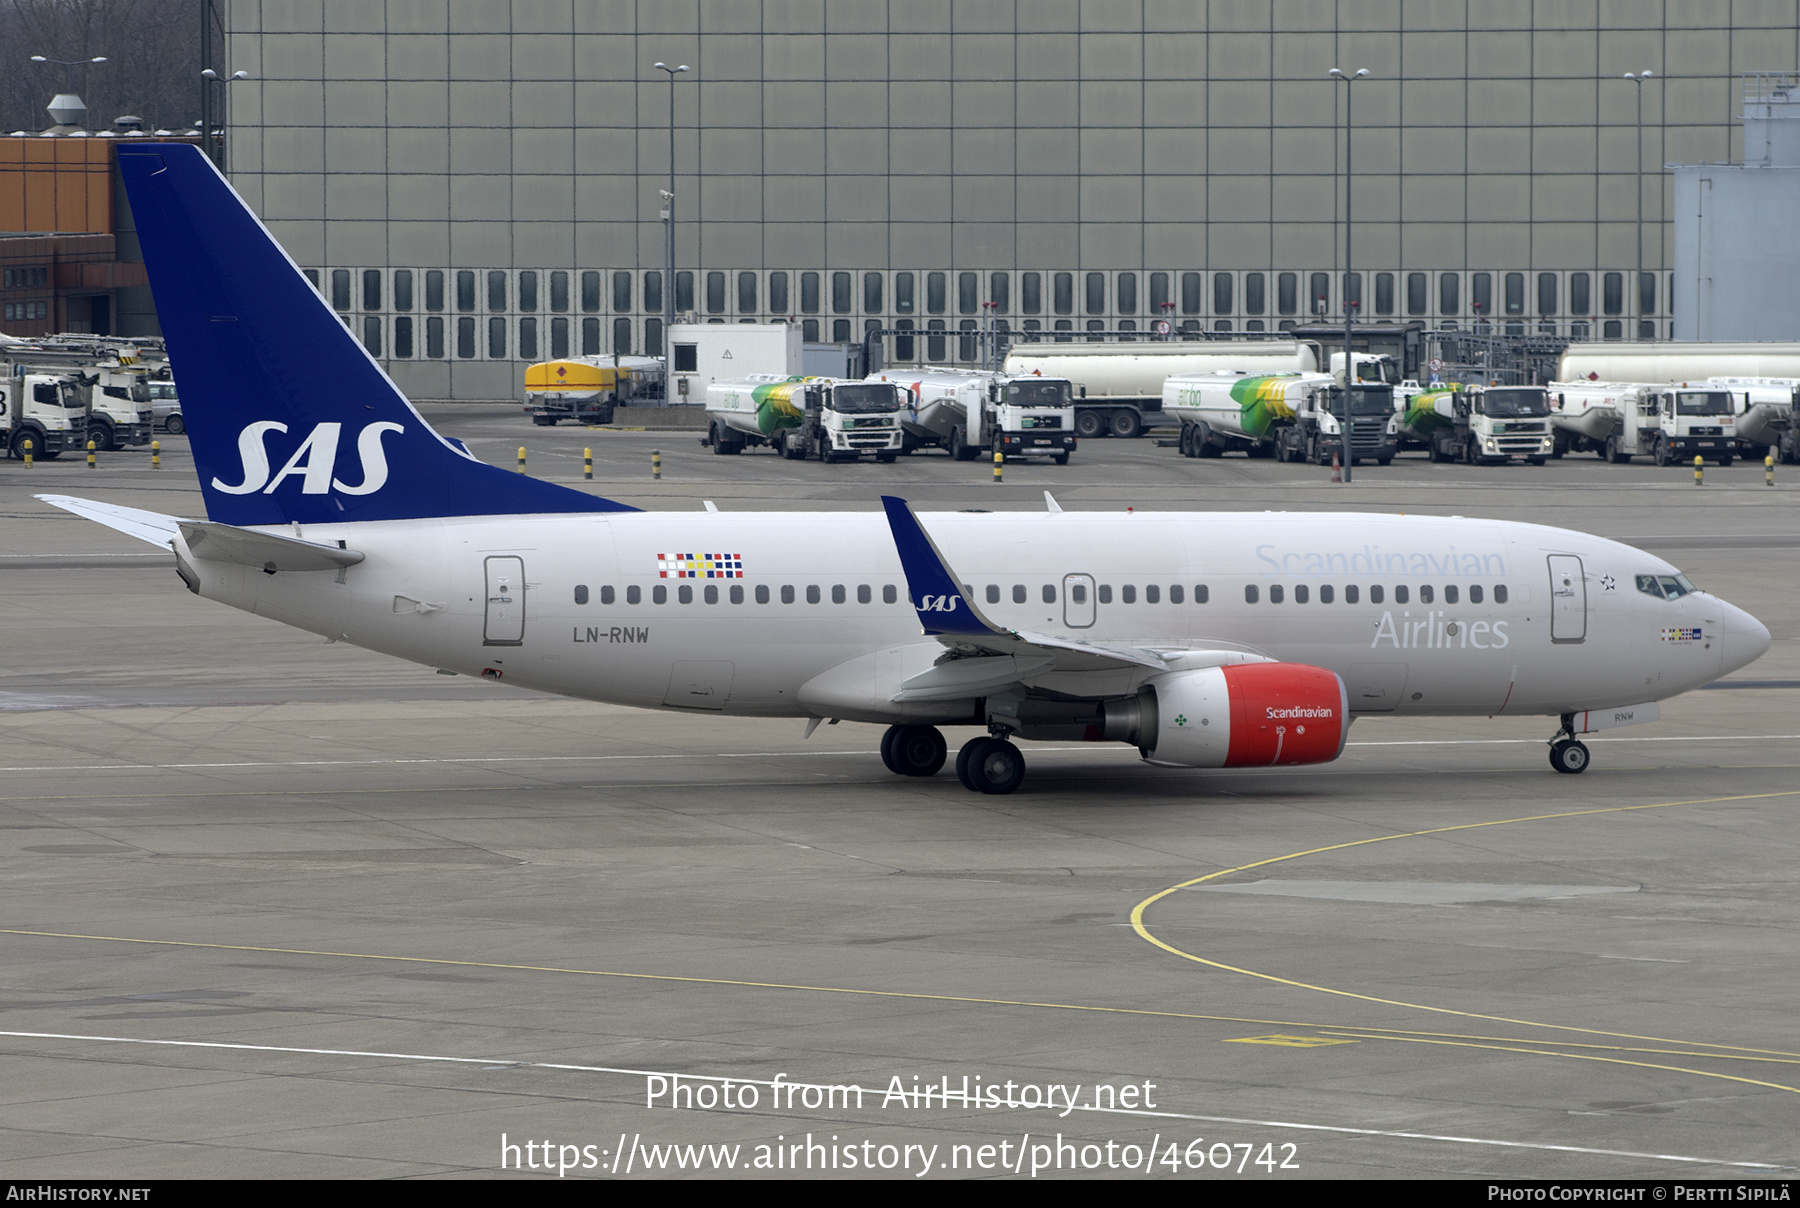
(1, 419), (1796, 1180)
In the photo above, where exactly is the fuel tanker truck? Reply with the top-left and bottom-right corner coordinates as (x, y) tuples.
(1163, 372), (1398, 464)
(523, 358), (625, 425)
(1395, 383), (1460, 452)
(703, 375), (906, 462)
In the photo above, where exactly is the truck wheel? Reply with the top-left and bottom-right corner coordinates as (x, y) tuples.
(1075, 410), (1105, 440)
(1109, 409), (1142, 439)
(532, 416), (554, 426)
(1377, 456), (1393, 467)
(1654, 436), (1672, 467)
(1717, 454), (1733, 467)
(1463, 438), (1481, 465)
(9, 430), (39, 460)
(1053, 452), (1069, 465)
(876, 451), (897, 463)
(949, 426), (968, 461)
(165, 413), (185, 435)
(89, 421), (115, 452)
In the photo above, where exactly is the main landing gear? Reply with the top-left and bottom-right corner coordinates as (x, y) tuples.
(878, 724), (1027, 794)
(1548, 714), (1591, 774)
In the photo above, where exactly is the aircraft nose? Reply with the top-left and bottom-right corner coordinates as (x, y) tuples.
(1718, 600), (1771, 675)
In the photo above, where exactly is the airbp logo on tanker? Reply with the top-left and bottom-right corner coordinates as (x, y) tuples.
(212, 420), (404, 496)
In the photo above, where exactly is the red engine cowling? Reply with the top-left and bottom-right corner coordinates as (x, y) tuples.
(1135, 662), (1349, 769)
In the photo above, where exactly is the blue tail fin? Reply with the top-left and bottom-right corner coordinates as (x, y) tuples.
(117, 143), (635, 525)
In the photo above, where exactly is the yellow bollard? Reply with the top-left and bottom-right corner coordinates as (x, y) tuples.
(583, 447), (592, 480)
(517, 445), (527, 473)
(152, 440), (161, 469)
(1693, 455), (1703, 486)
(652, 449), (662, 480)
(87, 438), (97, 468)
(993, 449), (1003, 483)
(22, 436), (32, 467)
(1767, 453), (1775, 487)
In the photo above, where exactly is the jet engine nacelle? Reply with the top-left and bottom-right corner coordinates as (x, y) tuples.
(1104, 662), (1349, 768)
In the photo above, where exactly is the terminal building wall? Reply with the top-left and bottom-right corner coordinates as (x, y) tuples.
(220, 0), (1800, 400)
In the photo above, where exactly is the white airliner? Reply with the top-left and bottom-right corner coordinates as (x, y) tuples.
(41, 144), (1770, 795)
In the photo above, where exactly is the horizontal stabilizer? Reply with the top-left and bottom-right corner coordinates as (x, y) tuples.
(179, 521), (365, 572)
(37, 494), (183, 548)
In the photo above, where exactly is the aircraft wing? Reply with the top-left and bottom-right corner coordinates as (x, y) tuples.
(880, 495), (1269, 701)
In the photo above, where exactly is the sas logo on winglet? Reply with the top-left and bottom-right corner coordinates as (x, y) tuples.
(918, 595), (963, 613)
(212, 421), (404, 496)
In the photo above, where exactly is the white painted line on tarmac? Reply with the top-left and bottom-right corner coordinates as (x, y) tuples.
(0, 1029), (1781, 1171)
(3, 734), (1798, 775)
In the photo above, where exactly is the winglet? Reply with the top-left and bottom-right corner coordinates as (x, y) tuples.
(879, 496), (1005, 638)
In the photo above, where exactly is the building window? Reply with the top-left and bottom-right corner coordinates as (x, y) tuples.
(832, 271), (852, 314)
(1117, 272), (1137, 315)
(425, 270), (444, 311)
(393, 316), (413, 358)
(864, 271), (883, 314)
(1149, 272), (1169, 314)
(1054, 272), (1074, 315)
(488, 271), (507, 312)
(1244, 272), (1265, 315)
(1374, 272), (1394, 315)
(362, 315), (381, 355)
(738, 271), (757, 314)
(675, 271), (694, 312)
(550, 316), (568, 359)
(1407, 272), (1427, 315)
(1277, 272), (1297, 315)
(1639, 272), (1656, 315)
(393, 269), (412, 311)
(612, 271), (631, 313)
(457, 270), (476, 312)
(518, 317), (537, 359)
(769, 271), (788, 314)
(706, 271), (726, 314)
(1440, 272), (1459, 315)
(1084, 272), (1105, 315)
(426, 316), (444, 357)
(645, 318), (663, 356)
(1213, 272), (1233, 315)
(1538, 272), (1557, 316)
(1344, 271), (1361, 313)
(1020, 272), (1040, 314)
(519, 270), (538, 312)
(331, 269), (351, 311)
(1570, 272), (1590, 316)
(641, 271), (660, 314)
(582, 317), (600, 356)
(613, 317), (631, 355)
(1471, 272), (1492, 317)
(800, 271), (819, 313)
(959, 272), (978, 315)
(990, 272), (1008, 314)
(457, 316), (475, 357)
(894, 271), (915, 314)
(550, 270), (568, 312)
(488, 317), (506, 358)
(1504, 272), (1524, 315)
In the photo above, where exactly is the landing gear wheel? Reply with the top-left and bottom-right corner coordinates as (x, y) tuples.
(959, 737), (1025, 795)
(1549, 739), (1590, 774)
(165, 413), (185, 435)
(889, 725), (946, 777)
(1075, 410), (1105, 440)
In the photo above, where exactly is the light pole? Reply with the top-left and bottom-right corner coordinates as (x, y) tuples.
(653, 62), (689, 381)
(199, 68), (250, 167)
(1329, 66), (1368, 483)
(1624, 71), (1655, 340)
(29, 55), (107, 130)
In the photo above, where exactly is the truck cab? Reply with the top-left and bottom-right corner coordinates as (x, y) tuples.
(1433, 386), (1554, 465)
(993, 376), (1077, 463)
(86, 365), (156, 450)
(3, 370), (88, 459)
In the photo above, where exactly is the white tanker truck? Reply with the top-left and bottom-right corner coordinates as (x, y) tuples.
(1003, 342), (1401, 440)
(1557, 343), (1800, 457)
(704, 375), (906, 462)
(1163, 372), (1398, 464)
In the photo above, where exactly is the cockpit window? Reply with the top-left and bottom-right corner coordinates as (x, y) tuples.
(1636, 573), (1697, 599)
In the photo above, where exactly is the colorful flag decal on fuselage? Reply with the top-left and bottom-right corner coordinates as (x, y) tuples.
(658, 554), (744, 579)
